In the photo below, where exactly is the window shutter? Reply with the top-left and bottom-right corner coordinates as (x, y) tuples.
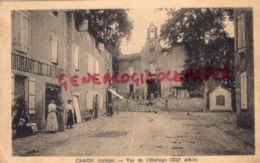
(74, 44), (79, 70)
(129, 67), (133, 76)
(240, 72), (247, 109)
(21, 12), (30, 53)
(237, 13), (246, 53)
(96, 60), (99, 74)
(88, 55), (93, 74)
(29, 76), (36, 114)
(50, 35), (58, 63)
(13, 11), (21, 46)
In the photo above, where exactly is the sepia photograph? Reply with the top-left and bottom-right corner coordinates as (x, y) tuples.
(7, 5), (256, 159)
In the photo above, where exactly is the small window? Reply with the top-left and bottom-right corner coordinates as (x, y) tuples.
(240, 72), (247, 109)
(216, 95), (225, 105)
(50, 10), (59, 20)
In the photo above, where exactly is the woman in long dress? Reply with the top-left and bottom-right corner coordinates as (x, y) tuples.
(66, 100), (74, 128)
(46, 99), (58, 132)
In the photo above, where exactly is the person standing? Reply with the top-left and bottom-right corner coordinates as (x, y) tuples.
(66, 100), (74, 129)
(57, 100), (65, 131)
(46, 99), (58, 133)
(107, 102), (113, 117)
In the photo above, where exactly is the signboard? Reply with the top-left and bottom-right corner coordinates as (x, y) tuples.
(11, 53), (63, 79)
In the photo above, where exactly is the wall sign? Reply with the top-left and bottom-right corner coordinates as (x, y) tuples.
(12, 53), (63, 79)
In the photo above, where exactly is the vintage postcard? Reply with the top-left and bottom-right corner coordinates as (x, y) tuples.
(0, 0), (259, 163)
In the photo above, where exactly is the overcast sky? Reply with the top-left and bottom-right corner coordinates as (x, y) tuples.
(120, 9), (234, 55)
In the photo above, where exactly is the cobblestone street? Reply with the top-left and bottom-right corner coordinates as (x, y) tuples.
(13, 110), (254, 156)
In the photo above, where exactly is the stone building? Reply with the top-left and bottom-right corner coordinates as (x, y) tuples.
(234, 8), (254, 129)
(116, 23), (189, 99)
(11, 10), (113, 130)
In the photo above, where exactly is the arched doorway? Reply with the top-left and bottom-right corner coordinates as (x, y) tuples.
(146, 78), (161, 99)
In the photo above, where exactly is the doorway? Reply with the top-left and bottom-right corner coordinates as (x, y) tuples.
(45, 83), (61, 119)
(146, 78), (161, 99)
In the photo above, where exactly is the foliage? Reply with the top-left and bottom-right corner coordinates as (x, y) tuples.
(160, 8), (234, 92)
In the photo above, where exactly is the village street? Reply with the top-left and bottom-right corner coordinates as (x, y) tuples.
(13, 110), (254, 156)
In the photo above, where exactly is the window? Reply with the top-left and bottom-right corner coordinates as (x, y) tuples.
(12, 11), (30, 54)
(50, 10), (60, 20)
(88, 54), (93, 74)
(128, 66), (134, 76)
(95, 58), (100, 74)
(216, 95), (225, 105)
(50, 34), (58, 64)
(73, 44), (80, 71)
(240, 72), (247, 109)
(237, 13), (246, 53)
(150, 62), (156, 74)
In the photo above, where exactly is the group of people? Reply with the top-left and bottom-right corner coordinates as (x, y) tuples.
(12, 97), (38, 138)
(46, 99), (75, 133)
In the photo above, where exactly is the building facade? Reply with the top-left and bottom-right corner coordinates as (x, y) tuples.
(116, 23), (189, 99)
(11, 10), (113, 130)
(234, 8), (254, 129)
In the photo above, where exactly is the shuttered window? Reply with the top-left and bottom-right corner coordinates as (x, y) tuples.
(129, 66), (134, 76)
(88, 54), (93, 74)
(73, 44), (80, 71)
(237, 13), (246, 53)
(240, 72), (247, 109)
(50, 34), (58, 64)
(29, 77), (36, 114)
(12, 11), (30, 53)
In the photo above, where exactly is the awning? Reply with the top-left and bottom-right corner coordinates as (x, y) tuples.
(108, 89), (124, 100)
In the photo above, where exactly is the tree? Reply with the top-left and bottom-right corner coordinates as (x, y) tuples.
(160, 8), (234, 110)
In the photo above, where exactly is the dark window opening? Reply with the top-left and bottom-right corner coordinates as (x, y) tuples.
(129, 84), (134, 93)
(216, 95), (225, 105)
